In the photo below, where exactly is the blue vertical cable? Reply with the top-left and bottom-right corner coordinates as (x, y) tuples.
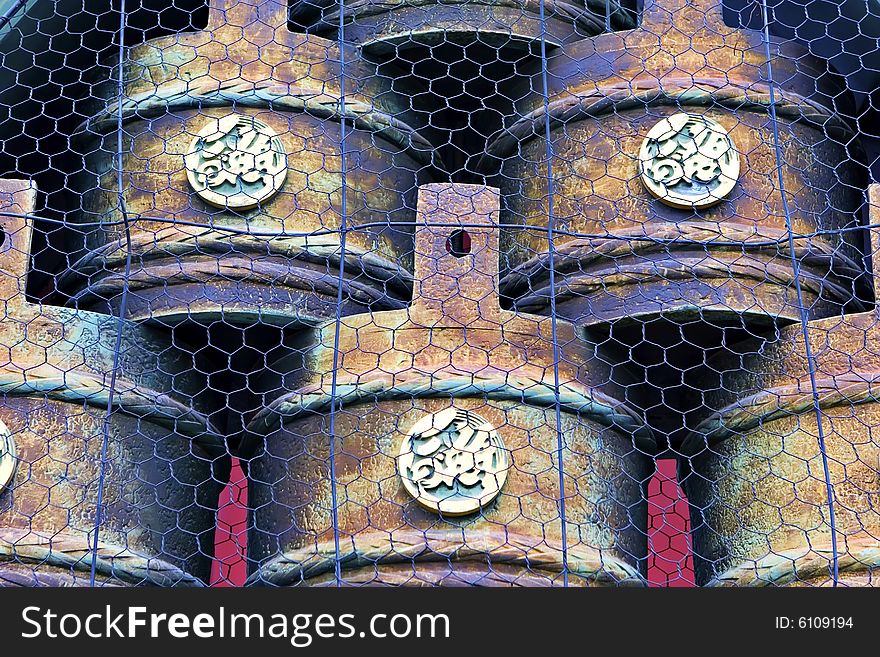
(90, 0), (135, 587)
(325, 0), (349, 587)
(758, 0), (838, 586)
(537, 0), (570, 586)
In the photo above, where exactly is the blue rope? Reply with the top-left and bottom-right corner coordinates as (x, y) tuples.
(537, 0), (570, 587)
(758, 0), (839, 586)
(326, 0), (349, 588)
(90, 0), (135, 588)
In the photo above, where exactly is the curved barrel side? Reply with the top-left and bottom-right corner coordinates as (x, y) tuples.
(680, 188), (880, 587)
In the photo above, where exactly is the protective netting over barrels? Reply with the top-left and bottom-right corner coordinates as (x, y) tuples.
(0, 0), (878, 588)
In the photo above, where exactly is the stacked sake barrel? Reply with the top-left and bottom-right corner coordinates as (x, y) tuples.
(0, 180), (228, 587)
(65, 0), (438, 326)
(240, 184), (655, 586)
(482, 0), (867, 328)
(679, 187), (880, 588)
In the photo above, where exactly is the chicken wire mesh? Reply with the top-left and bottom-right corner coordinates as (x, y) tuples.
(0, 0), (877, 588)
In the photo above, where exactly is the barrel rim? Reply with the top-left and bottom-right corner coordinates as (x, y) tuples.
(0, 369), (225, 451)
(704, 537), (880, 587)
(60, 228), (414, 298)
(685, 372), (880, 452)
(58, 231), (416, 325)
(499, 222), (869, 318)
(75, 81), (443, 172)
(245, 528), (646, 587)
(289, 0), (635, 41)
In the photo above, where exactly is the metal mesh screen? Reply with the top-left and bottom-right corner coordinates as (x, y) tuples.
(0, 0), (878, 587)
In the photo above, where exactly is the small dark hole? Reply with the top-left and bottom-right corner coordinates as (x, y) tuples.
(446, 230), (471, 257)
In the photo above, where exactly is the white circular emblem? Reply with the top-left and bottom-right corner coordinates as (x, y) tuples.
(638, 113), (740, 209)
(185, 114), (287, 210)
(397, 407), (509, 516)
(0, 419), (16, 494)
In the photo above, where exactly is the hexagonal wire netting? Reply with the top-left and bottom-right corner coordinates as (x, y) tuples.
(0, 0), (877, 588)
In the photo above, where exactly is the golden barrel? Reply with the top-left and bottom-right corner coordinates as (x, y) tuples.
(239, 184), (654, 586)
(0, 181), (229, 587)
(482, 0), (867, 329)
(65, 0), (438, 326)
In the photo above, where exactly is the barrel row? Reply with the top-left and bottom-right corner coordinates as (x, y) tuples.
(235, 183), (880, 588)
(2, 180), (658, 587)
(64, 0), (868, 331)
(4, 0), (874, 586)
